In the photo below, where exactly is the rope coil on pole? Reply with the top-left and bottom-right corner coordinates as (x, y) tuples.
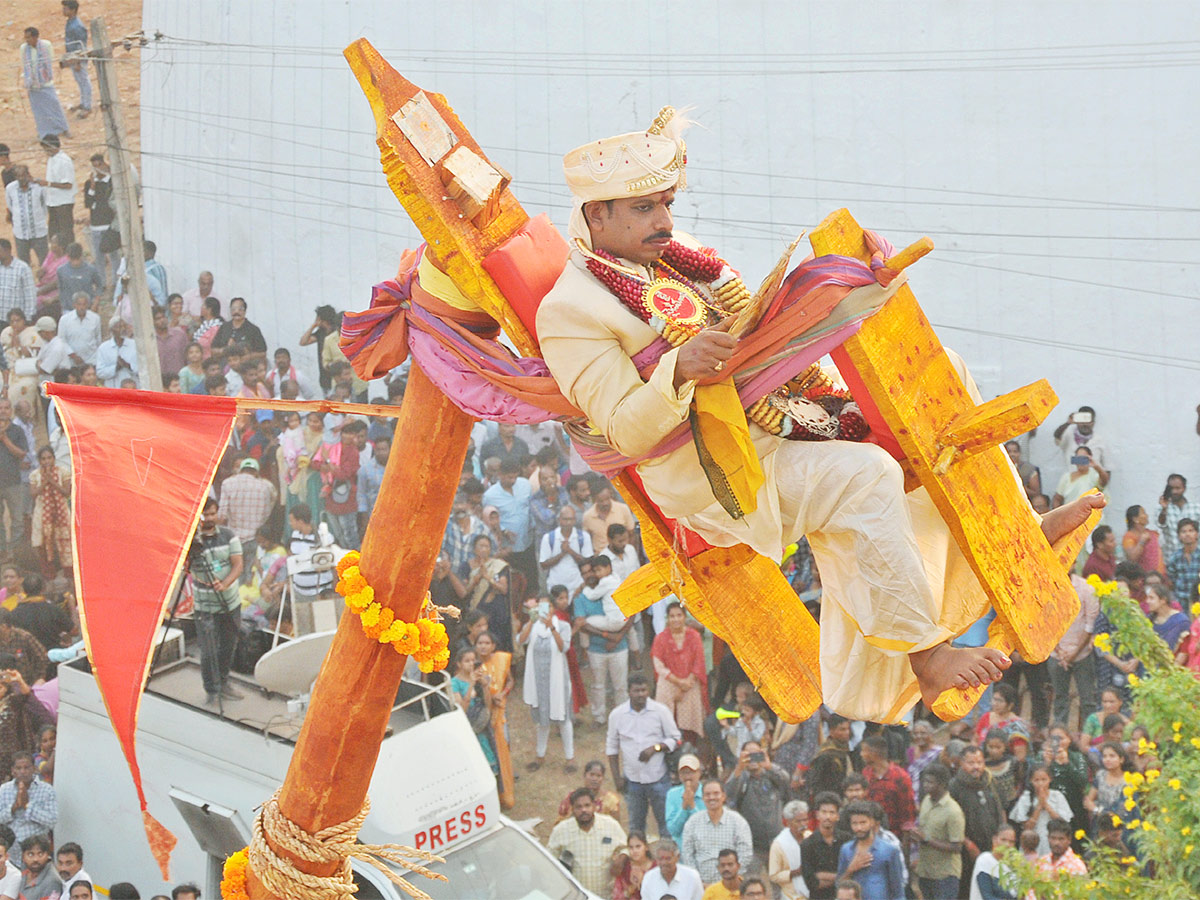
(247, 792), (446, 900)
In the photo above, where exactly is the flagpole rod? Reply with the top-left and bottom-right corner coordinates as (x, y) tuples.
(232, 396), (403, 418)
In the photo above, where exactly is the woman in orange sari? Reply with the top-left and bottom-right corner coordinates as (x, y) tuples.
(474, 630), (515, 808)
(651, 601), (708, 735)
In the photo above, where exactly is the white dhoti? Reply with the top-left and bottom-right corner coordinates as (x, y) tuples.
(689, 440), (988, 723)
(679, 352), (994, 723)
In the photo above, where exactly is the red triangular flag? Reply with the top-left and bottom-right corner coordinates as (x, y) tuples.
(47, 384), (237, 878)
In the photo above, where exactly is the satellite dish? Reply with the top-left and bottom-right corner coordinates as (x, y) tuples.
(254, 630), (337, 696)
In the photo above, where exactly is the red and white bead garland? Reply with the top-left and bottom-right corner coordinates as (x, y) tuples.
(579, 240), (747, 345)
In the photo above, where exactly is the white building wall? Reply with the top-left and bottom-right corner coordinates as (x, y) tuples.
(139, 0), (1200, 530)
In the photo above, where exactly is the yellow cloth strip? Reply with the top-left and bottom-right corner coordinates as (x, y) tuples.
(418, 252), (481, 311)
(692, 378), (763, 517)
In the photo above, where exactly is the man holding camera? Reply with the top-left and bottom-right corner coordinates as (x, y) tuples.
(724, 740), (791, 864)
(189, 497), (243, 706)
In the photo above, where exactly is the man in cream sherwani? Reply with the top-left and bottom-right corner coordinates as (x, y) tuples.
(535, 111), (1101, 722)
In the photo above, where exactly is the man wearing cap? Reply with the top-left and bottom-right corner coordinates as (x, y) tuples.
(94, 317), (137, 387)
(537, 108), (1104, 722)
(665, 753), (703, 845)
(33, 317), (70, 384)
(218, 457), (279, 551)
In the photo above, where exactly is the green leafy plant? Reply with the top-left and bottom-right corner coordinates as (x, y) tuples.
(1002, 579), (1200, 898)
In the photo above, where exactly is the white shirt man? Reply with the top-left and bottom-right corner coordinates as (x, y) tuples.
(0, 852), (19, 900)
(641, 841), (703, 900)
(95, 317), (138, 387)
(538, 508), (592, 594)
(4, 179), (48, 243)
(44, 148), (76, 209)
(34, 319), (71, 382)
(57, 296), (102, 365)
(0, 249), (35, 319)
(602, 528), (640, 584)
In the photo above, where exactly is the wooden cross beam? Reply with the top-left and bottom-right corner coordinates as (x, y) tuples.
(815, 209), (1099, 717)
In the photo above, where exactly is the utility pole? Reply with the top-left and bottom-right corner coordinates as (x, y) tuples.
(90, 17), (161, 391)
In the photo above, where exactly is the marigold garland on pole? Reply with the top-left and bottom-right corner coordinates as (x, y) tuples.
(335, 551), (453, 672)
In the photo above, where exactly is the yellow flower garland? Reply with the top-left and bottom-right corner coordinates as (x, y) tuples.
(335, 551), (452, 672)
(221, 848), (249, 900)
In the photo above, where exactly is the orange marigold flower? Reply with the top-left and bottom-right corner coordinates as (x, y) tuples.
(392, 623), (421, 655)
(432, 648), (451, 671)
(346, 586), (375, 613)
(221, 849), (250, 900)
(416, 617), (436, 642)
(336, 551), (361, 577)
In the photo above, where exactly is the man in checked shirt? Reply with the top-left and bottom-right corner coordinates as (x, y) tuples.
(218, 457), (278, 576)
(0, 752), (55, 863)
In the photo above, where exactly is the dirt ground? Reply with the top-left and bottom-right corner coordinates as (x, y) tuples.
(2, 0), (142, 225)
(505, 649), (656, 842)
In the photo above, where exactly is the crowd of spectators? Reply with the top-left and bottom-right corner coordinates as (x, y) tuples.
(433, 407), (1199, 900)
(6, 8), (1200, 897)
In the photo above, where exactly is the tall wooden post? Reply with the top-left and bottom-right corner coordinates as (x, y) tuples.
(90, 17), (162, 391)
(247, 40), (534, 899)
(246, 365), (473, 898)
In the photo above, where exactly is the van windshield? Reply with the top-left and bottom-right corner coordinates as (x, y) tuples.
(404, 826), (587, 900)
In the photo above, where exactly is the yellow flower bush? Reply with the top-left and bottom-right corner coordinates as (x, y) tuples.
(1005, 579), (1200, 900)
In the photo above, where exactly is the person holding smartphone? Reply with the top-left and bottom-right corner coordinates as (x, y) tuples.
(724, 740), (792, 861)
(1053, 406), (1109, 471)
(1158, 473), (1200, 559)
(1051, 446), (1108, 509)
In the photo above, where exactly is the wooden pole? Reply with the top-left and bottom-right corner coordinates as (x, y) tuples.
(89, 17), (162, 391)
(246, 363), (473, 899)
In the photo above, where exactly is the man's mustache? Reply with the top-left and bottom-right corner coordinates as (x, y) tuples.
(645, 231), (673, 242)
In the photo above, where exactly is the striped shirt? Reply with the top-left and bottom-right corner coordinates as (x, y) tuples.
(0, 258), (35, 319)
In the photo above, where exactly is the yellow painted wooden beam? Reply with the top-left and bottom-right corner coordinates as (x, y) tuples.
(932, 498), (1102, 719)
(343, 39), (538, 356)
(939, 379), (1057, 462)
(612, 471), (821, 723)
(812, 209), (1080, 662)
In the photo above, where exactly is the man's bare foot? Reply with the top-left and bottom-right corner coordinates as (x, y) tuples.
(1040, 492), (1106, 546)
(909, 642), (1011, 709)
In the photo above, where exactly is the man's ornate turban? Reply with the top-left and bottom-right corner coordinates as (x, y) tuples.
(564, 106), (692, 249)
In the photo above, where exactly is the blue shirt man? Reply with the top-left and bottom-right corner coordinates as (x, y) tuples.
(838, 802), (905, 900)
(481, 461), (533, 553)
(356, 437), (389, 521)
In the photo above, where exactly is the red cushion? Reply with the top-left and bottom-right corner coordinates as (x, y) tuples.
(481, 213), (570, 340)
